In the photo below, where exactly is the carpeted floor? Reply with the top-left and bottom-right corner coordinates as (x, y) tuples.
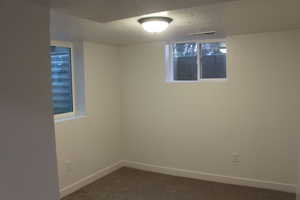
(62, 167), (295, 200)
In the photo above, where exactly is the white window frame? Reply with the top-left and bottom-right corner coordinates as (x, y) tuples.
(51, 40), (76, 120)
(165, 39), (227, 83)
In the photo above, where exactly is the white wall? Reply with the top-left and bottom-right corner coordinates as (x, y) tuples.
(54, 30), (299, 195)
(55, 42), (121, 190)
(2, 1), (298, 199)
(297, 31), (300, 200)
(298, 143), (300, 199)
(0, 1), (60, 200)
(120, 30), (300, 187)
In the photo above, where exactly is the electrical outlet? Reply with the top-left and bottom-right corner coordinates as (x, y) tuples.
(232, 153), (240, 165)
(65, 161), (72, 173)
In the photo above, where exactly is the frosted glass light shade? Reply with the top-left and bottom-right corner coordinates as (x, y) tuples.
(138, 17), (173, 33)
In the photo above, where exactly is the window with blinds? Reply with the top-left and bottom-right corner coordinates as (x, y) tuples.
(50, 45), (74, 115)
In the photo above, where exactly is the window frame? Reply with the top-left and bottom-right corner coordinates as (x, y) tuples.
(51, 40), (76, 120)
(165, 39), (228, 83)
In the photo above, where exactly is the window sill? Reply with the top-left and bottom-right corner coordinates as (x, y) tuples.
(54, 114), (87, 124)
(166, 78), (228, 83)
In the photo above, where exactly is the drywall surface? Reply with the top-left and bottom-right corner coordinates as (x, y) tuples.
(298, 142), (300, 199)
(0, 1), (60, 200)
(297, 31), (300, 200)
(55, 42), (121, 189)
(120, 30), (300, 186)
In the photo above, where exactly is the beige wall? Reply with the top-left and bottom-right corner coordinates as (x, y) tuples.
(297, 31), (300, 200)
(1, 1), (298, 198)
(54, 30), (299, 193)
(0, 1), (60, 200)
(120, 30), (300, 186)
(55, 42), (121, 189)
(298, 143), (300, 199)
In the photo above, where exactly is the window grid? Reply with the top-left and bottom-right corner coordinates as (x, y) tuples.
(167, 40), (227, 82)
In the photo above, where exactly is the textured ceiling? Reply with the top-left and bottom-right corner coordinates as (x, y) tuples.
(50, 0), (300, 45)
(50, 0), (235, 22)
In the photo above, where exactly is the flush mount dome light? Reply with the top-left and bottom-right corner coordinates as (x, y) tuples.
(219, 47), (227, 54)
(138, 17), (173, 33)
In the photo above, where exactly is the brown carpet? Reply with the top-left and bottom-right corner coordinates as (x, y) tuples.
(62, 167), (295, 200)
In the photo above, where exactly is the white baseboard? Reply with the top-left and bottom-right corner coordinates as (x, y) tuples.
(123, 160), (296, 193)
(60, 161), (123, 198)
(59, 160), (296, 198)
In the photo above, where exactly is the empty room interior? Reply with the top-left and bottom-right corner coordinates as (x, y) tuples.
(1, 0), (300, 199)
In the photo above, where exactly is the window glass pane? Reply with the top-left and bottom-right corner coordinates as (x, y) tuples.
(50, 46), (73, 115)
(172, 43), (198, 81)
(201, 42), (226, 79)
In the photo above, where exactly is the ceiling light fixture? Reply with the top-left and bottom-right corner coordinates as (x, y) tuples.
(219, 48), (227, 54)
(138, 17), (173, 33)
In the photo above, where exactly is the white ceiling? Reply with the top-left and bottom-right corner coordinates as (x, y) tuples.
(50, 0), (300, 45)
(50, 0), (235, 23)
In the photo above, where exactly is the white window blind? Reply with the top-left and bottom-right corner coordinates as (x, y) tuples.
(50, 46), (74, 115)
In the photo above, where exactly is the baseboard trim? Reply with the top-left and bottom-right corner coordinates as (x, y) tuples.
(59, 160), (296, 198)
(60, 161), (123, 198)
(123, 160), (296, 193)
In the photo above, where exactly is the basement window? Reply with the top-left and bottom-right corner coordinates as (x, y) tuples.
(50, 41), (75, 119)
(166, 40), (227, 82)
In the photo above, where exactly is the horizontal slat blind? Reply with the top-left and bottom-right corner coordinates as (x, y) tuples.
(50, 46), (73, 115)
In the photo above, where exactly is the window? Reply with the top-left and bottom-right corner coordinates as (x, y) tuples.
(50, 41), (75, 117)
(172, 43), (198, 81)
(166, 41), (227, 82)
